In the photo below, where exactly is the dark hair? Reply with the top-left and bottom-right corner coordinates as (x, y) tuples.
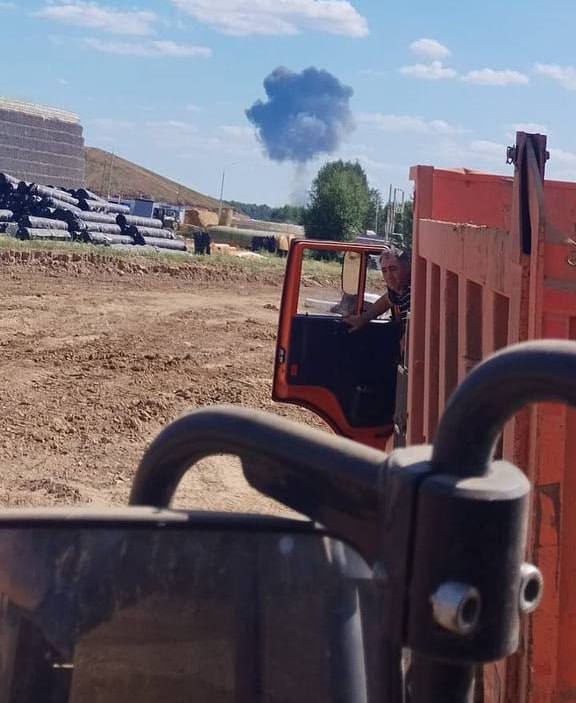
(380, 244), (411, 268)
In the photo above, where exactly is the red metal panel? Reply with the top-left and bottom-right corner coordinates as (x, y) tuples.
(423, 263), (440, 439)
(429, 168), (513, 230)
(408, 135), (576, 701)
(411, 214), (522, 450)
(407, 166), (434, 445)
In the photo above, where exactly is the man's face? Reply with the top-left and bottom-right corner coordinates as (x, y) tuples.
(380, 253), (409, 294)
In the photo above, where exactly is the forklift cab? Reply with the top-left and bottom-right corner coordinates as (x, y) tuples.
(273, 239), (403, 450)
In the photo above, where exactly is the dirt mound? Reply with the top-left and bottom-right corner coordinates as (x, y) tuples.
(0, 261), (327, 512)
(0, 247), (290, 286)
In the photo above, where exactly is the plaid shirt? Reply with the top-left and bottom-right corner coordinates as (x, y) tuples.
(388, 285), (411, 325)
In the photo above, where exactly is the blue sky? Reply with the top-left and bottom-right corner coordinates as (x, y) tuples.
(1, 0), (576, 205)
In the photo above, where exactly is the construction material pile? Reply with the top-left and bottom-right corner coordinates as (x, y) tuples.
(0, 98), (85, 190)
(208, 225), (293, 255)
(0, 172), (187, 252)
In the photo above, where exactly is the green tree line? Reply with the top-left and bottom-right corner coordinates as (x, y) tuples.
(231, 160), (413, 250)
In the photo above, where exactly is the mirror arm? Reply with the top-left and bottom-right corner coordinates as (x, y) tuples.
(129, 406), (387, 563)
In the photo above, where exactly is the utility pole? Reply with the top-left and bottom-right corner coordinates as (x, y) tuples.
(106, 151), (115, 201)
(218, 168), (226, 220)
(217, 162), (238, 221)
(386, 184), (393, 242)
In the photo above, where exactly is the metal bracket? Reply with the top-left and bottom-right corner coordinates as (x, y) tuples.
(566, 238), (576, 266)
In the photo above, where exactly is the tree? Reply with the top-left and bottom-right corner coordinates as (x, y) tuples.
(269, 204), (305, 225)
(229, 201), (305, 225)
(303, 160), (371, 242)
(395, 199), (414, 251)
(229, 201), (274, 220)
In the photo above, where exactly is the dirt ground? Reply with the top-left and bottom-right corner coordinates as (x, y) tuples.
(0, 247), (329, 515)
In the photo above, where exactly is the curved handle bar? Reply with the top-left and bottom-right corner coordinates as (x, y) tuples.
(433, 340), (576, 478)
(130, 405), (387, 562)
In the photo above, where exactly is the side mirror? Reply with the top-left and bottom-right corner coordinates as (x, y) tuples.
(341, 250), (362, 295)
(0, 510), (379, 703)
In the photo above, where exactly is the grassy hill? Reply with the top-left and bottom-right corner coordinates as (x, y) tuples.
(85, 147), (225, 210)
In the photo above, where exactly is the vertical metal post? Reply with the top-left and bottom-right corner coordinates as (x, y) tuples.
(106, 151), (115, 201)
(218, 169), (226, 220)
(386, 184), (393, 242)
(407, 657), (475, 703)
(328, 542), (368, 703)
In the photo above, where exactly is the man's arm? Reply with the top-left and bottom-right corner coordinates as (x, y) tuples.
(344, 292), (390, 332)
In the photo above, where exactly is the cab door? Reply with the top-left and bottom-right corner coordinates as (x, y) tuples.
(273, 240), (401, 450)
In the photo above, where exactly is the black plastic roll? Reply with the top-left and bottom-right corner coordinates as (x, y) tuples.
(124, 225), (145, 245)
(73, 188), (106, 202)
(130, 225), (175, 240)
(19, 216), (68, 230)
(142, 236), (187, 251)
(78, 199), (109, 212)
(86, 232), (135, 246)
(0, 173), (18, 188)
(101, 201), (130, 215)
(30, 184), (79, 207)
(81, 222), (122, 235)
(46, 198), (82, 215)
(18, 228), (72, 241)
(116, 214), (164, 229)
(77, 210), (118, 224)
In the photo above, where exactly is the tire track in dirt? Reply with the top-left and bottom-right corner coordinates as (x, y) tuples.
(0, 256), (328, 514)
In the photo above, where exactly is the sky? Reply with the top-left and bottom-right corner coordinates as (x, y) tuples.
(2, 0), (576, 205)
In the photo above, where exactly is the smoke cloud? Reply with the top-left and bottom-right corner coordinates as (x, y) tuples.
(246, 66), (354, 163)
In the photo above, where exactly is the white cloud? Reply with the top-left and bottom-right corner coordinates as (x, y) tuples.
(358, 112), (462, 135)
(549, 147), (576, 165)
(469, 140), (505, 158)
(462, 68), (529, 86)
(82, 37), (212, 57)
(534, 63), (576, 90)
(185, 103), (202, 113)
(426, 137), (508, 173)
(409, 37), (450, 60)
(171, 0), (368, 37)
(399, 60), (457, 80)
(57, 78), (69, 85)
(35, 1), (156, 36)
(357, 156), (402, 172)
(149, 40), (211, 57)
(144, 120), (199, 137)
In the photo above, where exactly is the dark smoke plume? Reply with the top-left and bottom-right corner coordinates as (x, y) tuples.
(246, 66), (354, 163)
